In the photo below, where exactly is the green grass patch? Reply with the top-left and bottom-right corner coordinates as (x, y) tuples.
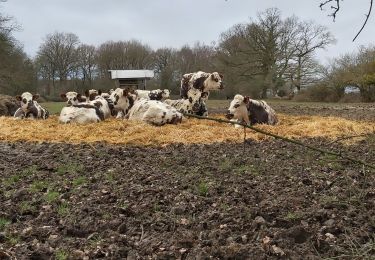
(42, 102), (65, 115)
(57, 202), (70, 217)
(19, 201), (36, 215)
(6, 234), (20, 246)
(29, 180), (49, 192)
(72, 176), (87, 187)
(45, 191), (60, 203)
(56, 162), (84, 175)
(196, 181), (209, 197)
(0, 217), (11, 231)
(55, 249), (69, 260)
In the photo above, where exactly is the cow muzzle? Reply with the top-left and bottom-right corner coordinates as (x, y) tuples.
(225, 113), (234, 119)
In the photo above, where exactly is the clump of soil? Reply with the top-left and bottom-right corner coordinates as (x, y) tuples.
(0, 137), (374, 259)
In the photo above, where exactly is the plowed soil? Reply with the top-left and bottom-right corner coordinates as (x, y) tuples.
(0, 102), (374, 259)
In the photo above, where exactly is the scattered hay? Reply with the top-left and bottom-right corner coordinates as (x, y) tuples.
(0, 114), (374, 146)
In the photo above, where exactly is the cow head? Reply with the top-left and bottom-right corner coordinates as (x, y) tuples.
(192, 72), (224, 92)
(108, 88), (134, 114)
(161, 89), (170, 99)
(16, 92), (38, 110)
(60, 92), (84, 106)
(85, 89), (99, 101)
(226, 94), (250, 125)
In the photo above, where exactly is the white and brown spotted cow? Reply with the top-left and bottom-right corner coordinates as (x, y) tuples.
(164, 88), (208, 116)
(226, 94), (278, 126)
(134, 89), (170, 101)
(126, 99), (182, 126)
(13, 92), (49, 120)
(60, 91), (86, 106)
(180, 71), (223, 99)
(180, 71), (224, 116)
(109, 88), (182, 125)
(109, 88), (136, 118)
(59, 90), (113, 124)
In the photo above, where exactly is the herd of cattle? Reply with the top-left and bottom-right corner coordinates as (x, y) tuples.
(12, 71), (278, 127)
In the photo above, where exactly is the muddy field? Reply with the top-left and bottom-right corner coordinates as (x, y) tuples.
(0, 102), (375, 259)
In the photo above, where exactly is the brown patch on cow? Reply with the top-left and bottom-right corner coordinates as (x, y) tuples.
(15, 95), (22, 101)
(60, 93), (67, 101)
(93, 101), (103, 108)
(193, 76), (208, 91)
(77, 94), (85, 102)
(32, 94), (40, 101)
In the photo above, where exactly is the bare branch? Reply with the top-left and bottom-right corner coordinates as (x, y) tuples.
(320, 0), (341, 21)
(353, 0), (373, 41)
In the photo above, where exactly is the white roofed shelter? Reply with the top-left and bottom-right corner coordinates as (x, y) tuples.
(108, 70), (154, 90)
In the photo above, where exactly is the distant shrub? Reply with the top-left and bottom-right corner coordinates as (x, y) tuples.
(293, 85), (342, 102)
(339, 93), (362, 103)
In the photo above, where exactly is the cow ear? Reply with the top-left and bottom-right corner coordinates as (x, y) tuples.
(123, 89), (128, 96)
(84, 89), (89, 97)
(98, 89), (102, 95)
(109, 89), (114, 94)
(201, 92), (209, 99)
(243, 96), (250, 104)
(32, 94), (39, 100)
(219, 74), (224, 79)
(77, 93), (84, 102)
(60, 93), (67, 100)
(16, 95), (22, 101)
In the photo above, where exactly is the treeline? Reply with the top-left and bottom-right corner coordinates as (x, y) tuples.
(1, 6), (375, 101)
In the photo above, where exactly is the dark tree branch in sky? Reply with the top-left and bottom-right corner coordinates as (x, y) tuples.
(319, 0), (340, 21)
(319, 0), (373, 41)
(352, 0), (373, 41)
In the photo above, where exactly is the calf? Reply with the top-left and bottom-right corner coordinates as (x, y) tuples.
(226, 94), (278, 126)
(134, 89), (170, 100)
(13, 92), (49, 120)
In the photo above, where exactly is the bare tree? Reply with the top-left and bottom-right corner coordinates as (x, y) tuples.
(96, 40), (153, 78)
(36, 32), (80, 95)
(319, 0), (373, 41)
(76, 44), (97, 89)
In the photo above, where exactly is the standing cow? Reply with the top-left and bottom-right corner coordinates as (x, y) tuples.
(13, 92), (49, 120)
(180, 71), (224, 116)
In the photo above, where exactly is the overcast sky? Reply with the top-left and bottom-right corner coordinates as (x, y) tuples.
(1, 0), (374, 64)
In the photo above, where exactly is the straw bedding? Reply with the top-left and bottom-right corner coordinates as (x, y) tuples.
(0, 114), (374, 146)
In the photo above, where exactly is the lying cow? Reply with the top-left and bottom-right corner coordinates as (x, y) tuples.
(164, 89), (208, 116)
(109, 88), (182, 125)
(109, 88), (136, 118)
(134, 89), (170, 101)
(226, 94), (278, 126)
(59, 91), (113, 124)
(13, 92), (49, 120)
(126, 99), (182, 126)
(60, 91), (85, 106)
